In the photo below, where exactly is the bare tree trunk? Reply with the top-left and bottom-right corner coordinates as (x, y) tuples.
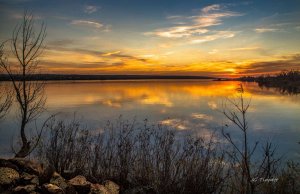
(15, 119), (30, 157)
(0, 11), (47, 158)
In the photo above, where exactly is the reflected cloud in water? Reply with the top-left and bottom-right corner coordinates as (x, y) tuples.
(0, 80), (299, 160)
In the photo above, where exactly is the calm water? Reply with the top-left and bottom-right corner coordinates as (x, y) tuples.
(0, 80), (299, 160)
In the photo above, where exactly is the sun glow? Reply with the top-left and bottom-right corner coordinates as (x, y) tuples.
(2, 1), (299, 77)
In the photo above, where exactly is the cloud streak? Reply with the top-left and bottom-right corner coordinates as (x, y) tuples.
(254, 28), (278, 33)
(71, 20), (103, 29)
(45, 46), (151, 64)
(102, 51), (121, 56)
(191, 4), (241, 28)
(229, 47), (261, 51)
(145, 26), (208, 38)
(190, 30), (236, 44)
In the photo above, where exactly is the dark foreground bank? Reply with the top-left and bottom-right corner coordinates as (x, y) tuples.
(0, 158), (121, 194)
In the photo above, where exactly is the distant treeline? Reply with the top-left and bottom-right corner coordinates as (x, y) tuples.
(0, 74), (214, 81)
(239, 70), (300, 94)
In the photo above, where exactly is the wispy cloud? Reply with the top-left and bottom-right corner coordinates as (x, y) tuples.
(41, 45), (157, 74)
(146, 4), (242, 43)
(71, 20), (103, 29)
(229, 46), (261, 51)
(84, 5), (99, 14)
(190, 31), (236, 44)
(201, 4), (221, 14)
(191, 4), (241, 28)
(166, 15), (183, 19)
(102, 51), (121, 56)
(254, 28), (278, 33)
(145, 26), (208, 38)
(46, 46), (150, 63)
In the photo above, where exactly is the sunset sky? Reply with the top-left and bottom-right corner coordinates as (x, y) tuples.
(1, 0), (300, 77)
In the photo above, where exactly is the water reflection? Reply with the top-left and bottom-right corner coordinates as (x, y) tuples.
(0, 80), (299, 160)
(44, 80), (261, 108)
(258, 82), (300, 95)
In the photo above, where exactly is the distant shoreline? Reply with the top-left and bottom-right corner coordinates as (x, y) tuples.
(0, 74), (215, 81)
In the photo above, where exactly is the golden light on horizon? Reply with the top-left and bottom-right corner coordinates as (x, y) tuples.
(1, 1), (297, 77)
(43, 80), (258, 108)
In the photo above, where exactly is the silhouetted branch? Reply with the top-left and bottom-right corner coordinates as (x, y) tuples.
(0, 11), (47, 158)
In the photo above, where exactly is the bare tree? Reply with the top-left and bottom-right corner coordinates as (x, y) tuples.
(0, 12), (47, 158)
(221, 84), (281, 194)
(221, 84), (255, 193)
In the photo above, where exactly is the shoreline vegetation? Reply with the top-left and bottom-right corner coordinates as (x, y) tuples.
(1, 116), (300, 194)
(215, 70), (300, 94)
(240, 70), (300, 94)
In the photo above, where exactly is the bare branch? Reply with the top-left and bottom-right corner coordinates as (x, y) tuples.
(0, 11), (47, 158)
